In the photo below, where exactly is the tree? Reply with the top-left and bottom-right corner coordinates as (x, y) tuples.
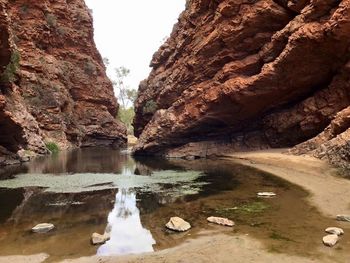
(113, 66), (131, 109)
(112, 66), (138, 135)
(126, 89), (138, 105)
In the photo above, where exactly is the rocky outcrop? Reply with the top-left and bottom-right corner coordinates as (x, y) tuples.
(133, 0), (350, 170)
(0, 0), (126, 165)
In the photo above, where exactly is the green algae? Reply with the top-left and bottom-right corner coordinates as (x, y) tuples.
(0, 170), (207, 195)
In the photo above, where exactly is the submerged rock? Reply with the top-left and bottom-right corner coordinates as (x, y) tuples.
(325, 227), (344, 236)
(257, 192), (276, 198)
(322, 234), (339, 247)
(32, 223), (55, 233)
(207, 216), (234, 227)
(165, 217), (191, 232)
(91, 232), (110, 245)
(336, 215), (350, 222)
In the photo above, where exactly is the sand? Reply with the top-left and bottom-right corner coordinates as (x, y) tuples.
(227, 149), (350, 217)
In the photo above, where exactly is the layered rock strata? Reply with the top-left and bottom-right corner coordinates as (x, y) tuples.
(0, 0), (126, 165)
(133, 0), (350, 170)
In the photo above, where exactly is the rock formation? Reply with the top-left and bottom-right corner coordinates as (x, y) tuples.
(0, 0), (126, 165)
(133, 0), (350, 170)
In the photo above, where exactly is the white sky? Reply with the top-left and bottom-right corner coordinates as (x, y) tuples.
(85, 0), (186, 93)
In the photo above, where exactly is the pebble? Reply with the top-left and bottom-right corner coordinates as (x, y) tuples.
(336, 215), (350, 222)
(91, 232), (110, 245)
(322, 234), (339, 247)
(207, 216), (234, 227)
(325, 227), (344, 236)
(165, 217), (191, 232)
(32, 223), (55, 233)
(257, 192), (276, 198)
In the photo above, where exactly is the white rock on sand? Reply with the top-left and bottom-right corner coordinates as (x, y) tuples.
(166, 217), (191, 232)
(322, 234), (339, 247)
(325, 227), (344, 236)
(336, 215), (350, 222)
(91, 232), (110, 245)
(207, 216), (234, 227)
(31, 223), (55, 233)
(257, 192), (276, 198)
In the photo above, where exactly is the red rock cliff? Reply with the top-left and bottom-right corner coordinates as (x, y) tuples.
(133, 0), (350, 170)
(0, 0), (126, 165)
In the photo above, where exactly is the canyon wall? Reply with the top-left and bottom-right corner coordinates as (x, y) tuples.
(0, 0), (126, 165)
(133, 0), (350, 170)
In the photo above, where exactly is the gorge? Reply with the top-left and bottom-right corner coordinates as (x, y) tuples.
(0, 0), (350, 262)
(0, 0), (126, 166)
(133, 0), (350, 172)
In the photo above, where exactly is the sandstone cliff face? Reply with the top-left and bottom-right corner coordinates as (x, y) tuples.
(0, 0), (126, 165)
(133, 0), (350, 169)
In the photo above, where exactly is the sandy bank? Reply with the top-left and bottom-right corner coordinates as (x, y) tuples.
(62, 233), (339, 263)
(227, 150), (350, 217)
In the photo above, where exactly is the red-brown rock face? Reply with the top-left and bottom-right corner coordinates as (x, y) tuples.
(0, 0), (126, 165)
(133, 0), (350, 169)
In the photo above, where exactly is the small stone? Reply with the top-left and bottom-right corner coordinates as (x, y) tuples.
(32, 223), (55, 233)
(207, 216), (234, 227)
(325, 227), (344, 236)
(336, 215), (350, 222)
(322, 234), (339, 247)
(257, 192), (276, 198)
(165, 217), (191, 232)
(91, 232), (110, 245)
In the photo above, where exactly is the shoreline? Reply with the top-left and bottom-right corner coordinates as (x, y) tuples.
(1, 150), (349, 263)
(226, 149), (350, 217)
(59, 150), (350, 263)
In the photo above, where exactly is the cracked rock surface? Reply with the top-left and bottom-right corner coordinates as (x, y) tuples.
(133, 0), (350, 170)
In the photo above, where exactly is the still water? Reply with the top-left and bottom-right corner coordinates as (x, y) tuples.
(0, 148), (346, 262)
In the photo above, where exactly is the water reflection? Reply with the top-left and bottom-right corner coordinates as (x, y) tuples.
(98, 189), (155, 256)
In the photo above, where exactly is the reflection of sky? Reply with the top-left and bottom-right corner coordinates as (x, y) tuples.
(97, 188), (155, 256)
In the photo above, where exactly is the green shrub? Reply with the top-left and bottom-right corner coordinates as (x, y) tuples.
(20, 4), (29, 15)
(57, 26), (67, 36)
(84, 60), (97, 75)
(45, 142), (60, 154)
(0, 50), (20, 83)
(118, 107), (135, 135)
(143, 99), (157, 114)
(45, 13), (57, 28)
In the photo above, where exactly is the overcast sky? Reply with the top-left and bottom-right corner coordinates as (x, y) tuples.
(85, 0), (186, 93)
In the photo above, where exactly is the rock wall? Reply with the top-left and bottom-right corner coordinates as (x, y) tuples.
(0, 0), (126, 165)
(133, 0), (350, 169)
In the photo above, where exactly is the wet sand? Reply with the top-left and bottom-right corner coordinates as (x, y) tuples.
(61, 233), (340, 263)
(227, 149), (350, 217)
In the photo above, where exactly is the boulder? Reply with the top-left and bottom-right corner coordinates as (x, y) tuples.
(165, 217), (191, 232)
(325, 227), (344, 236)
(322, 234), (339, 247)
(207, 216), (234, 227)
(31, 223), (55, 233)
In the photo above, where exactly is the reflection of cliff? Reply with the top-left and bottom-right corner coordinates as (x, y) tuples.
(0, 188), (117, 259)
(2, 188), (116, 228)
(98, 189), (155, 256)
(26, 148), (128, 174)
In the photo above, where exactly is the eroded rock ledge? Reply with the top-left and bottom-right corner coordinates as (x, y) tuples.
(0, 0), (126, 165)
(133, 0), (350, 170)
